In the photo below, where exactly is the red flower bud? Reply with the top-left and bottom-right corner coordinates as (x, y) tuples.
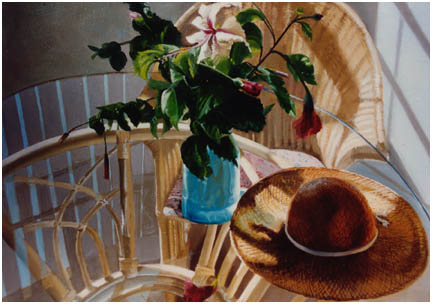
(184, 278), (217, 302)
(103, 152), (110, 180)
(293, 106), (322, 138)
(241, 80), (264, 97)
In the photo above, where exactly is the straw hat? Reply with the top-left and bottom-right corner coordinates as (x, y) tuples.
(230, 167), (428, 301)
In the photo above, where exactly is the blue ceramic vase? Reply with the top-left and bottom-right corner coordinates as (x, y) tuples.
(181, 147), (240, 224)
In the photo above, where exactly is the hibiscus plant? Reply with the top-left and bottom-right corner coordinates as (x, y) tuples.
(84, 3), (323, 179)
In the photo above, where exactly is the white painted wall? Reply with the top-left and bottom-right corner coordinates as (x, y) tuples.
(350, 2), (430, 206)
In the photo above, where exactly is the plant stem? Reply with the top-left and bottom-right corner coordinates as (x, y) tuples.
(252, 2), (276, 43)
(248, 15), (319, 77)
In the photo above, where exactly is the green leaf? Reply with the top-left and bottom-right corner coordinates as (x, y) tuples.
(99, 42), (121, 58)
(134, 50), (162, 80)
(298, 21), (312, 42)
(161, 87), (182, 129)
(134, 44), (178, 79)
(129, 36), (150, 59)
(159, 60), (171, 82)
(122, 100), (141, 126)
(89, 115), (105, 135)
(116, 112), (131, 131)
(181, 135), (212, 179)
(296, 8), (304, 16)
(191, 64), (240, 119)
(196, 121), (222, 145)
(284, 54), (317, 85)
(196, 64), (238, 89)
(214, 57), (232, 75)
(194, 92), (218, 120)
(131, 5), (181, 47)
(263, 104), (275, 116)
(149, 77), (171, 90)
(97, 103), (123, 120)
(109, 51), (127, 71)
(139, 100), (156, 123)
(159, 23), (182, 47)
(259, 67), (296, 117)
(207, 134), (238, 166)
(242, 22), (263, 52)
(236, 8), (266, 25)
(122, 99), (154, 127)
(88, 45), (99, 52)
(169, 60), (185, 83)
(216, 91), (266, 132)
(230, 42), (251, 65)
(201, 110), (232, 135)
(173, 49), (198, 79)
(162, 115), (172, 133)
(229, 62), (254, 79)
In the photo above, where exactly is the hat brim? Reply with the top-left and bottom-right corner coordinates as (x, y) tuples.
(230, 167), (428, 301)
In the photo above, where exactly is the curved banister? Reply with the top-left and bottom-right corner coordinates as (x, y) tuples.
(2, 124), (191, 177)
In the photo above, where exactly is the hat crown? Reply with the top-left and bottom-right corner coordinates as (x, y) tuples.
(287, 177), (377, 253)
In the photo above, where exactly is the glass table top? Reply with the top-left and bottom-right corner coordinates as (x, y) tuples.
(2, 93), (429, 301)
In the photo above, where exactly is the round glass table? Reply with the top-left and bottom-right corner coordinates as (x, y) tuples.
(2, 88), (429, 301)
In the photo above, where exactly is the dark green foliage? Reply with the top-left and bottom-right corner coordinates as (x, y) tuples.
(86, 5), (322, 179)
(242, 22), (263, 52)
(109, 51), (127, 71)
(283, 53), (317, 85)
(236, 8), (266, 25)
(258, 67), (296, 117)
(88, 42), (126, 71)
(207, 135), (238, 166)
(230, 42), (252, 65)
(298, 21), (313, 42)
(130, 4), (181, 47)
(181, 135), (213, 179)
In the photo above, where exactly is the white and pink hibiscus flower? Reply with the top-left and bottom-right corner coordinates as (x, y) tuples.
(185, 3), (249, 62)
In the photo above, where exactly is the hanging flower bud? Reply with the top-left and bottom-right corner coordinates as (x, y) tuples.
(104, 153), (110, 180)
(241, 80), (264, 96)
(103, 133), (109, 180)
(293, 102), (322, 138)
(313, 13), (324, 20)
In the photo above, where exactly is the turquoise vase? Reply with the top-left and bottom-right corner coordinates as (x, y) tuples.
(181, 147), (240, 224)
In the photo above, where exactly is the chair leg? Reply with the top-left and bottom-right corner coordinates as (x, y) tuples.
(117, 131), (138, 275)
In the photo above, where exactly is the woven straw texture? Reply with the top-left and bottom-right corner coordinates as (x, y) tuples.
(174, 2), (385, 170)
(230, 167), (428, 301)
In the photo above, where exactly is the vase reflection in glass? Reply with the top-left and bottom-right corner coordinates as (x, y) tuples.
(181, 147), (240, 224)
